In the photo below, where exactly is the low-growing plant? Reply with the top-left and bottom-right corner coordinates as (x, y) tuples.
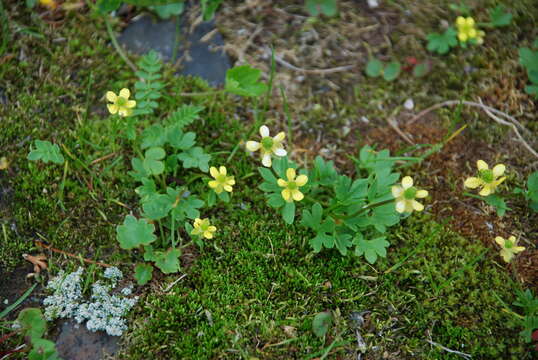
(515, 171), (538, 212)
(365, 58), (401, 81)
(519, 43), (538, 97)
(513, 289), (538, 344)
(464, 159), (509, 216)
(305, 0), (337, 17)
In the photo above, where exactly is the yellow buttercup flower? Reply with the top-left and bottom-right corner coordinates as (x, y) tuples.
(464, 160), (506, 196)
(191, 218), (216, 239)
(494, 235), (525, 263)
(106, 88), (136, 117)
(246, 125), (287, 167)
(0, 157), (8, 170)
(208, 166), (235, 194)
(277, 168), (308, 202)
(456, 16), (485, 43)
(391, 176), (428, 213)
(39, 0), (57, 9)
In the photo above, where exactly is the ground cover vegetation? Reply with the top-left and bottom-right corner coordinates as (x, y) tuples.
(1, 0), (538, 359)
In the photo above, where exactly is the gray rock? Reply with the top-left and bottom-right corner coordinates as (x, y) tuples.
(118, 14), (231, 86)
(56, 321), (119, 360)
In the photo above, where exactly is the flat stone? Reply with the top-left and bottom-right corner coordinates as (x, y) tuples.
(55, 321), (119, 360)
(118, 14), (231, 86)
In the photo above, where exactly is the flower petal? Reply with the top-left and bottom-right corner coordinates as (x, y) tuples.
(281, 189), (291, 201)
(273, 148), (287, 157)
(464, 177), (481, 189)
(223, 185), (233, 192)
(479, 186), (492, 196)
(204, 231), (214, 239)
(500, 249), (513, 263)
(246, 141), (261, 152)
(513, 246), (526, 254)
(416, 190), (428, 198)
(277, 179), (287, 187)
(466, 17), (475, 26)
(494, 236), (505, 247)
(119, 88), (130, 99)
(391, 186), (403, 198)
(106, 91), (117, 102)
(208, 180), (219, 189)
(458, 33), (468, 42)
(207, 226), (217, 232)
(118, 108), (128, 117)
(412, 200), (424, 212)
(210, 166), (219, 178)
(219, 166), (227, 175)
(262, 153), (272, 167)
(273, 132), (285, 142)
(492, 164), (505, 177)
(401, 176), (413, 189)
(286, 168), (296, 181)
(395, 200), (406, 213)
(295, 175), (308, 187)
(107, 104), (118, 114)
(127, 100), (136, 108)
(227, 178), (236, 186)
(292, 189), (304, 201)
(259, 125), (270, 137)
(477, 160), (488, 171)
(456, 16), (465, 26)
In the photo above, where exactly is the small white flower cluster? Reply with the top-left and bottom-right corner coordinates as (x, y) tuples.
(43, 267), (138, 337)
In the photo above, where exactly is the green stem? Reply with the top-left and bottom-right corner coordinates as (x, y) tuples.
(226, 98), (263, 164)
(103, 16), (137, 73)
(170, 211), (176, 249)
(180, 240), (193, 249)
(346, 198), (395, 219)
(158, 220), (165, 246)
(180, 89), (226, 97)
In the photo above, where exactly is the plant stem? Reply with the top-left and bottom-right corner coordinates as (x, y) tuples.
(103, 16), (137, 73)
(226, 98), (262, 164)
(171, 212), (176, 249)
(347, 198), (395, 218)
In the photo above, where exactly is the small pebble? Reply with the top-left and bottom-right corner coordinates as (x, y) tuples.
(404, 98), (414, 110)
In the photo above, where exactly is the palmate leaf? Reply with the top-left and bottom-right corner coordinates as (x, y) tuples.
(427, 27), (458, 55)
(143, 147), (166, 175)
(117, 215), (157, 250)
(365, 59), (383, 77)
(354, 236), (390, 264)
(177, 147), (210, 172)
(225, 65), (268, 97)
(312, 311), (333, 337)
(17, 308), (46, 340)
(28, 338), (60, 360)
(489, 5), (512, 27)
(134, 263), (153, 285)
(154, 248), (181, 274)
(27, 140), (64, 164)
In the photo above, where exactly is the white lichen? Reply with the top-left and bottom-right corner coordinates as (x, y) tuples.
(43, 267), (137, 337)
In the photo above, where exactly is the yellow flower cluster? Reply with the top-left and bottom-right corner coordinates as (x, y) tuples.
(464, 160), (506, 196)
(494, 236), (525, 263)
(191, 218), (216, 239)
(277, 168), (308, 202)
(208, 166), (235, 194)
(456, 17), (485, 44)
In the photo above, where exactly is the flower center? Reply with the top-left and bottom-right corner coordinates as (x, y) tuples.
(504, 240), (513, 249)
(479, 169), (494, 183)
(287, 181), (298, 190)
(216, 174), (227, 183)
(404, 187), (417, 200)
(261, 137), (274, 150)
(116, 97), (127, 107)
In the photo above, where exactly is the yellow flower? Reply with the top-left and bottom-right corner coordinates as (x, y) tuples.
(208, 166), (235, 194)
(0, 157), (8, 170)
(277, 168), (308, 202)
(39, 0), (57, 9)
(191, 218), (216, 239)
(246, 125), (287, 167)
(391, 176), (428, 213)
(106, 88), (136, 117)
(494, 235), (525, 263)
(456, 16), (484, 43)
(464, 160), (506, 196)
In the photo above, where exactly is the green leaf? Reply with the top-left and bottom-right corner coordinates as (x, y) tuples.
(483, 194), (509, 217)
(301, 203), (323, 230)
(365, 59), (383, 77)
(282, 201), (296, 224)
(166, 105), (204, 130)
(267, 193), (286, 208)
(154, 248), (181, 274)
(17, 308), (46, 340)
(334, 233), (353, 256)
(141, 124), (167, 149)
(383, 61), (401, 81)
(28, 338), (60, 360)
(305, 0), (337, 17)
(134, 263), (153, 285)
(259, 167), (277, 183)
(142, 193), (174, 220)
(527, 172), (538, 202)
(354, 236), (390, 264)
(117, 215), (157, 250)
(312, 311), (333, 337)
(130, 157), (150, 181)
(168, 129), (196, 150)
(27, 140), (64, 164)
(225, 65), (268, 97)
(143, 147), (166, 175)
(26, 0), (38, 8)
(97, 0), (121, 13)
(520, 316), (538, 342)
(149, 2), (184, 19)
(427, 27), (458, 55)
(177, 147), (211, 172)
(489, 5), (512, 27)
(313, 156), (338, 185)
(310, 232), (334, 253)
(200, 0), (223, 20)
(525, 85), (538, 97)
(412, 62), (429, 77)
(135, 178), (157, 202)
(519, 48), (538, 72)
(513, 289), (538, 315)
(171, 193), (204, 220)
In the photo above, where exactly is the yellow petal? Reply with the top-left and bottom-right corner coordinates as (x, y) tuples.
(395, 200), (406, 213)
(107, 104), (118, 114)
(106, 91), (117, 102)
(492, 164), (505, 177)
(259, 125), (270, 137)
(404, 200), (415, 213)
(477, 160), (488, 171)
(208, 180), (219, 189)
(500, 249), (513, 263)
(292, 189), (304, 201)
(458, 33), (468, 42)
(456, 16), (465, 26)
(262, 153), (272, 167)
(273, 147), (287, 157)
(204, 231), (214, 239)
(118, 108), (129, 117)
(391, 186), (403, 198)
(210, 166), (219, 178)
(416, 190), (428, 198)
(246, 141), (261, 152)
(286, 168), (296, 181)
(273, 132), (285, 142)
(464, 177), (481, 189)
(219, 166), (227, 175)
(495, 236), (506, 247)
(513, 246), (526, 254)
(227, 178), (236, 186)
(479, 185), (492, 196)
(127, 100), (136, 108)
(412, 200), (424, 212)
(468, 28), (477, 38)
(466, 17), (475, 26)
(207, 226), (217, 232)
(277, 179), (287, 187)
(401, 176), (413, 189)
(0, 157), (8, 170)
(119, 88), (130, 99)
(295, 174), (308, 187)
(194, 218), (202, 226)
(223, 185), (233, 192)
(281, 189), (291, 201)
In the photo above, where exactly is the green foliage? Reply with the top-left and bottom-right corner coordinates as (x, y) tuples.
(117, 215), (157, 249)
(483, 194), (509, 216)
(489, 5), (512, 27)
(134, 263), (153, 285)
(17, 308), (61, 360)
(27, 140), (65, 164)
(365, 58), (401, 81)
(312, 311), (333, 337)
(177, 147), (210, 172)
(526, 172), (538, 211)
(519, 47), (538, 97)
(200, 0), (223, 20)
(305, 0), (337, 17)
(513, 289), (538, 342)
(149, 2), (184, 19)
(427, 27), (458, 55)
(412, 62), (429, 77)
(354, 236), (390, 264)
(225, 65), (268, 97)
(134, 51), (165, 116)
